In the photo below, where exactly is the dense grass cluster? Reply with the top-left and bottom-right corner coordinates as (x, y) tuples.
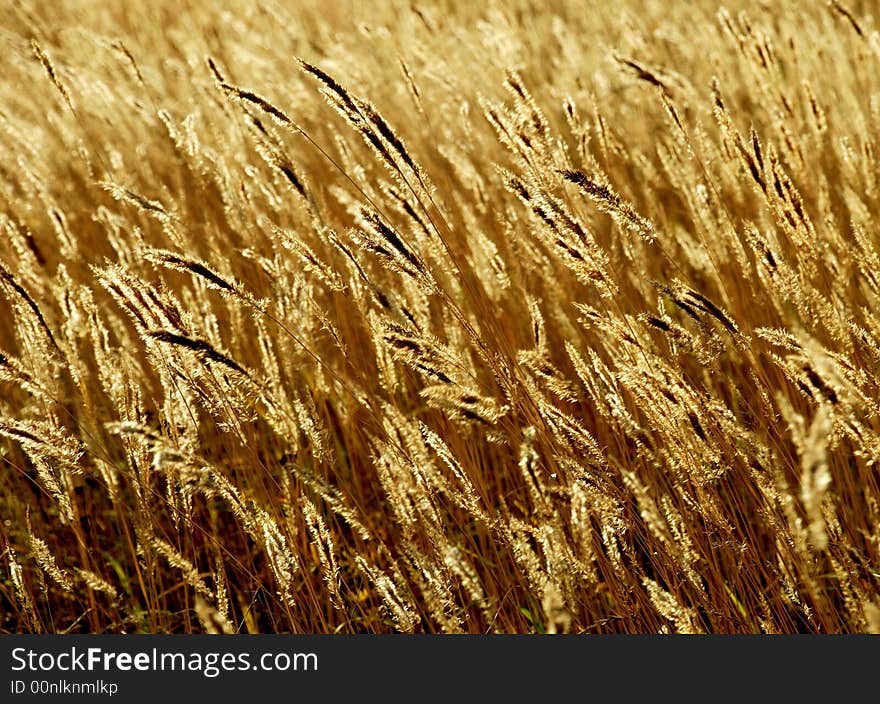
(1, 0), (879, 633)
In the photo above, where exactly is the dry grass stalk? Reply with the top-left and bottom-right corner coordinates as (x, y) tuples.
(1, 0), (879, 635)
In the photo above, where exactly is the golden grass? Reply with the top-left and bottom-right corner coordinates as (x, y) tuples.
(1, 0), (879, 633)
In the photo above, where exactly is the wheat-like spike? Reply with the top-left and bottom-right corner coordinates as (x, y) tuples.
(301, 496), (343, 609)
(209, 58), (301, 133)
(146, 535), (212, 598)
(143, 248), (238, 295)
(829, 1), (864, 36)
(0, 260), (61, 353)
(145, 330), (250, 378)
(31, 41), (75, 112)
(560, 169), (656, 243)
(6, 547), (41, 632)
(28, 533), (74, 594)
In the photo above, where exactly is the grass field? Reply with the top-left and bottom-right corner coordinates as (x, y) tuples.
(1, 0), (879, 633)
